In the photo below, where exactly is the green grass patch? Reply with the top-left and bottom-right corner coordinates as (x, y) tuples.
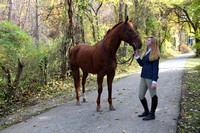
(178, 58), (200, 133)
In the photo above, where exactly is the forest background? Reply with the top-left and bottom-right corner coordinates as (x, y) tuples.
(0, 0), (199, 128)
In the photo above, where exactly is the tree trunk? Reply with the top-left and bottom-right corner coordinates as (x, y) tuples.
(159, 31), (161, 51)
(60, 40), (72, 80)
(91, 2), (102, 41)
(18, 0), (25, 27)
(67, 0), (74, 45)
(1, 59), (24, 103)
(35, 0), (39, 43)
(80, 15), (85, 43)
(123, 4), (128, 57)
(195, 38), (200, 57)
(8, 0), (13, 21)
(39, 57), (48, 85)
(60, 0), (73, 80)
(118, 0), (123, 22)
(85, 12), (96, 42)
(60, 46), (67, 80)
(95, 15), (100, 40)
(134, 0), (139, 30)
(179, 30), (182, 52)
(74, 14), (81, 45)
(14, 59), (24, 88)
(92, 22), (96, 42)
(78, 0), (85, 43)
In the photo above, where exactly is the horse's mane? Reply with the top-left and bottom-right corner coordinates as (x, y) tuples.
(104, 21), (123, 39)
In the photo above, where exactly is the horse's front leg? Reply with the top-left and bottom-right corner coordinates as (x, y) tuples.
(96, 73), (104, 112)
(107, 70), (116, 111)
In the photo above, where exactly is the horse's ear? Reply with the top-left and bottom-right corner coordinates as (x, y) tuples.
(125, 16), (128, 23)
(129, 19), (133, 22)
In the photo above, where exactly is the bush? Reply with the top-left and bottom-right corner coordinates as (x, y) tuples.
(0, 21), (32, 116)
(0, 22), (65, 116)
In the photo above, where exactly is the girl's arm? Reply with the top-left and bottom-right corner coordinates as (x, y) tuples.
(133, 51), (143, 66)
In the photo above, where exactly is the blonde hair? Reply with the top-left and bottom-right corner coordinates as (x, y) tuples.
(142, 36), (160, 61)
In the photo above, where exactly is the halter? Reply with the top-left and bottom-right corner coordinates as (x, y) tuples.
(122, 22), (139, 51)
(102, 22), (140, 65)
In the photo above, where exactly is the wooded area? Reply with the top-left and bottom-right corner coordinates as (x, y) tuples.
(0, 0), (199, 116)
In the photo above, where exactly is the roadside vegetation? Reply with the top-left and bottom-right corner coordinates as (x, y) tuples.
(178, 57), (200, 133)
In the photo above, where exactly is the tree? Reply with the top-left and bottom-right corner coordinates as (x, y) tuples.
(81, 0), (103, 42)
(35, 0), (40, 43)
(60, 0), (73, 80)
(89, 1), (103, 40)
(123, 3), (128, 57)
(8, 0), (13, 21)
(119, 0), (124, 22)
(167, 0), (200, 56)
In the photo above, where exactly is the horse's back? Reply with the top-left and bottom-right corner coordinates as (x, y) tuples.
(70, 43), (95, 60)
(70, 43), (97, 73)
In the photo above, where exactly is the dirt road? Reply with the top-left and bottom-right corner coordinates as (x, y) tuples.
(1, 53), (193, 133)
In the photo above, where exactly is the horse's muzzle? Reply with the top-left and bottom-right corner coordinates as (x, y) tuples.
(138, 43), (142, 49)
(130, 42), (142, 51)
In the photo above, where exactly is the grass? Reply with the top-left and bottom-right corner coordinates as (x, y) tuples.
(177, 58), (200, 133)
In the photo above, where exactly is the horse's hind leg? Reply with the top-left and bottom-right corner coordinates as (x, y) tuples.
(72, 67), (81, 105)
(82, 72), (88, 102)
(107, 70), (116, 111)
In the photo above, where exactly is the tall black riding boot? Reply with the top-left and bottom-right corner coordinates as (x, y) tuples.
(143, 95), (158, 121)
(138, 97), (149, 117)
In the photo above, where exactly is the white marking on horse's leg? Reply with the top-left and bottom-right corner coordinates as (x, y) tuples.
(83, 93), (87, 102)
(83, 93), (86, 99)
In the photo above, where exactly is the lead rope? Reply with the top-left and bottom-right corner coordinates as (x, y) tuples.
(102, 39), (135, 66)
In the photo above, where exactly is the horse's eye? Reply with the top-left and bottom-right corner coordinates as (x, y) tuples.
(129, 29), (132, 32)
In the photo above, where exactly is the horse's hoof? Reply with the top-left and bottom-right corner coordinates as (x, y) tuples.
(76, 102), (81, 106)
(109, 106), (116, 111)
(83, 98), (87, 103)
(96, 108), (103, 112)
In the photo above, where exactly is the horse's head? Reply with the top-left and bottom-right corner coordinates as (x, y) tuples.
(120, 16), (142, 50)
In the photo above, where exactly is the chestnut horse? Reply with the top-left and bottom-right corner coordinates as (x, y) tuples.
(70, 16), (142, 111)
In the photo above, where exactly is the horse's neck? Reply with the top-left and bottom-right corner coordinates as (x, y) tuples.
(103, 31), (121, 57)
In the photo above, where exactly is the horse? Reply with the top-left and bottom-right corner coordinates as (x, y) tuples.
(69, 16), (142, 112)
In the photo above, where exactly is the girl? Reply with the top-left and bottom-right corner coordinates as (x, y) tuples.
(133, 36), (160, 120)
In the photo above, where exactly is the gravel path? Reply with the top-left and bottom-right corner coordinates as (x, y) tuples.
(1, 53), (194, 133)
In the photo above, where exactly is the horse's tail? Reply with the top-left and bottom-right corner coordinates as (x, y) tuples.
(72, 67), (80, 93)
(70, 47), (81, 93)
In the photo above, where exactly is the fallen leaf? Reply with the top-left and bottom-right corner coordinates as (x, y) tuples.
(122, 130), (126, 133)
